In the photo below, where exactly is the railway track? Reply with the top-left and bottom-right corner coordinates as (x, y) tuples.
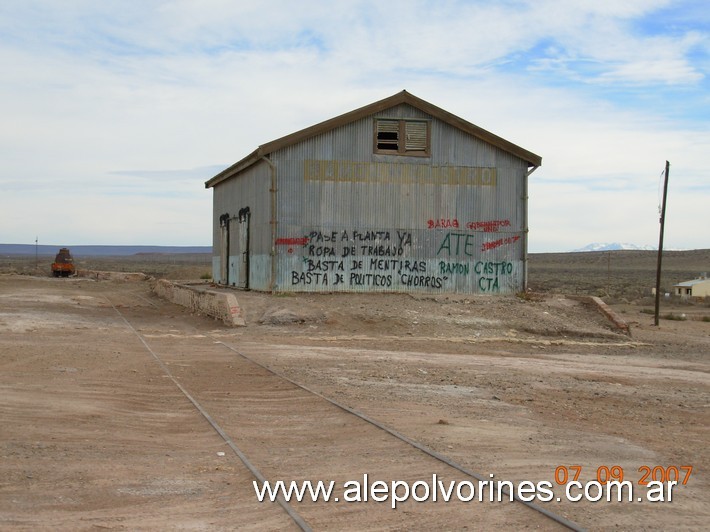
(105, 287), (584, 531)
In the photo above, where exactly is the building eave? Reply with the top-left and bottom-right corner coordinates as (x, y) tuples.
(674, 279), (710, 287)
(205, 90), (542, 189)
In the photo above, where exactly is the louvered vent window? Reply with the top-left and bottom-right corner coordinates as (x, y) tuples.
(375, 119), (430, 156)
(376, 120), (399, 151)
(405, 121), (427, 151)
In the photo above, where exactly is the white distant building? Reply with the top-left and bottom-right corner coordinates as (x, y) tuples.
(673, 274), (710, 298)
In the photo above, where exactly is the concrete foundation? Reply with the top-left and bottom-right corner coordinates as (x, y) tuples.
(76, 269), (150, 282)
(152, 280), (246, 327)
(569, 295), (630, 336)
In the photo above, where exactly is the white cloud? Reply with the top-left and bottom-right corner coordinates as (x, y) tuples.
(0, 0), (707, 250)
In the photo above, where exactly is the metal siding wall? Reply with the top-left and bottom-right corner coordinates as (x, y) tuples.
(211, 162), (272, 290)
(213, 103), (530, 294)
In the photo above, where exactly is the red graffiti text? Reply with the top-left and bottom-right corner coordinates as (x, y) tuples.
(466, 220), (511, 232)
(276, 237), (310, 246)
(427, 218), (460, 229)
(481, 235), (520, 252)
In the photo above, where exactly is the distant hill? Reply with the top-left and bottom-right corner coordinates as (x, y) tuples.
(0, 244), (212, 256)
(574, 242), (657, 252)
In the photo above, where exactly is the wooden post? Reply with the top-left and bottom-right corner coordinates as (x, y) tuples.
(654, 161), (670, 326)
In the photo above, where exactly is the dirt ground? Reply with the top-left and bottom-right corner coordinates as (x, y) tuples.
(0, 272), (708, 530)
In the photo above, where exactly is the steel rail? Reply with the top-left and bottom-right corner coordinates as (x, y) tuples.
(214, 339), (586, 532)
(106, 298), (312, 532)
(111, 288), (584, 531)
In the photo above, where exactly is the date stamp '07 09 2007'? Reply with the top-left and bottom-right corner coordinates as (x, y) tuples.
(554, 465), (693, 486)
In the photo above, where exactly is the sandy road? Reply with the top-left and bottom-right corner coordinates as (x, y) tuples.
(0, 278), (297, 530)
(136, 329), (559, 529)
(0, 276), (563, 530)
(1, 274), (709, 530)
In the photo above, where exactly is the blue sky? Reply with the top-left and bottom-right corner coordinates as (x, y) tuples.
(1, 0), (708, 252)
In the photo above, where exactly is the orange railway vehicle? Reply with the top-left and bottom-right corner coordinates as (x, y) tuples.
(51, 247), (75, 277)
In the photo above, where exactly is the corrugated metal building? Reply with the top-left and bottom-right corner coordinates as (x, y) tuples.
(205, 91), (541, 294)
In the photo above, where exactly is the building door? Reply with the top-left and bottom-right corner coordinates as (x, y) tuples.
(237, 207), (251, 289)
(219, 213), (230, 285)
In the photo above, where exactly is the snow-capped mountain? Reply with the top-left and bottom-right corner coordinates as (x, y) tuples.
(573, 243), (657, 252)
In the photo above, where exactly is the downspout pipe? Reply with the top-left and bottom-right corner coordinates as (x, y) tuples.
(523, 165), (539, 291)
(262, 156), (277, 293)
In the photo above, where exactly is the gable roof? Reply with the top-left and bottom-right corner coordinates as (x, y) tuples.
(205, 90), (542, 188)
(674, 278), (710, 287)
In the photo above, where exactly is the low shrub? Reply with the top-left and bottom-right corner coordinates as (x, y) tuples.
(662, 312), (687, 321)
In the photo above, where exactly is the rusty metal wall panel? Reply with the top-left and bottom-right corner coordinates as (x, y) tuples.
(267, 105), (528, 294)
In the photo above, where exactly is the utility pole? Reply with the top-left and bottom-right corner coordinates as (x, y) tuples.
(654, 161), (670, 326)
(35, 236), (38, 270)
